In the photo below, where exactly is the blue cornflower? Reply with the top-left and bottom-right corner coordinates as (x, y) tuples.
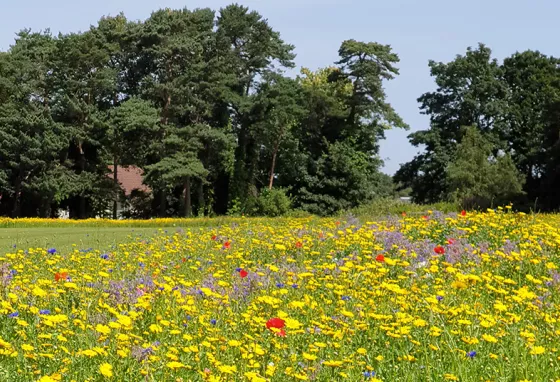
(341, 296), (351, 301)
(8, 311), (18, 318)
(467, 351), (476, 358)
(292, 284), (298, 289)
(39, 309), (51, 315)
(235, 267), (242, 272)
(276, 283), (285, 288)
(139, 262), (145, 268)
(100, 254), (109, 260)
(210, 319), (217, 325)
(363, 371), (376, 378)
(436, 295), (444, 302)
(47, 248), (56, 254)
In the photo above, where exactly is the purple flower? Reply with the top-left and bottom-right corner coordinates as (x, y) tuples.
(276, 283), (284, 288)
(210, 319), (217, 325)
(100, 254), (109, 260)
(436, 295), (443, 302)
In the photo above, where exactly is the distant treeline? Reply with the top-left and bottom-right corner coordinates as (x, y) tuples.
(0, 5), (556, 218)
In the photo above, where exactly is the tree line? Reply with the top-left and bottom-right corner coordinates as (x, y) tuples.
(1, 5), (558, 218)
(395, 44), (560, 211)
(0, 4), (406, 218)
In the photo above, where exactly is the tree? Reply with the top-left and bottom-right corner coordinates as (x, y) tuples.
(104, 97), (159, 218)
(447, 126), (524, 209)
(396, 44), (506, 203)
(251, 74), (303, 190)
(144, 126), (208, 217)
(500, 51), (560, 202)
(0, 30), (73, 217)
(286, 40), (408, 214)
(215, 4), (295, 203)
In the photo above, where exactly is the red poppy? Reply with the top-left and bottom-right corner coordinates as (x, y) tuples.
(422, 215), (428, 220)
(276, 329), (286, 337)
(211, 235), (217, 241)
(223, 241), (231, 249)
(461, 210), (466, 217)
(266, 317), (285, 330)
(295, 241), (303, 249)
(182, 257), (186, 263)
(239, 269), (248, 278)
(54, 272), (68, 282)
(375, 254), (385, 262)
(447, 239), (455, 245)
(335, 221), (340, 226)
(434, 246), (445, 255)
(402, 212), (407, 217)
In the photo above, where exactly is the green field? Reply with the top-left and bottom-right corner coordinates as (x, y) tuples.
(0, 227), (168, 253)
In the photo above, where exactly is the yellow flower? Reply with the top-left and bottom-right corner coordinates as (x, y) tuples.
(95, 324), (111, 335)
(322, 360), (343, 367)
(530, 346), (545, 355)
(167, 361), (185, 370)
(37, 377), (58, 382)
(99, 363), (113, 378)
(218, 365), (237, 375)
(303, 352), (317, 361)
(482, 334), (498, 343)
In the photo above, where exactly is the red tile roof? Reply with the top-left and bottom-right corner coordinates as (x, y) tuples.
(107, 166), (150, 196)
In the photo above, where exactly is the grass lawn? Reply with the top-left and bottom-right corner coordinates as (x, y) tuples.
(0, 226), (177, 253)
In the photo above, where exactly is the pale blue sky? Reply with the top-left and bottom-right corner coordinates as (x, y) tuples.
(2, 0), (559, 174)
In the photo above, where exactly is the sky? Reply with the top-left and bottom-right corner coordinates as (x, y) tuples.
(2, 0), (560, 175)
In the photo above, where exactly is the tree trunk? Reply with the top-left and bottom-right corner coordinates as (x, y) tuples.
(158, 191), (167, 217)
(112, 159), (119, 220)
(158, 91), (171, 218)
(184, 177), (192, 218)
(78, 141), (86, 219)
(197, 180), (205, 216)
(11, 174), (21, 218)
(268, 142), (280, 190)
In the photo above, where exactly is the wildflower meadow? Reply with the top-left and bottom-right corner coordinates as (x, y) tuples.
(1, 209), (560, 381)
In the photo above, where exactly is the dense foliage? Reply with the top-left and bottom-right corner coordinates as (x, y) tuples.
(0, 5), (406, 218)
(395, 44), (560, 210)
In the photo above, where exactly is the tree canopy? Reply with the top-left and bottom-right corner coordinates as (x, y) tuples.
(0, 5), (406, 217)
